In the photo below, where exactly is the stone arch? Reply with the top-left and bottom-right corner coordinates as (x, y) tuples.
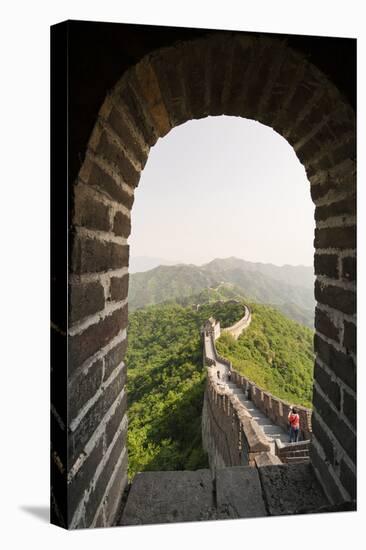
(63, 32), (356, 528)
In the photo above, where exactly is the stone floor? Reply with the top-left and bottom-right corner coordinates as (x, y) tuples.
(119, 463), (332, 526)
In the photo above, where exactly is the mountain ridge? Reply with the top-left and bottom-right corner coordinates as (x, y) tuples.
(128, 257), (315, 327)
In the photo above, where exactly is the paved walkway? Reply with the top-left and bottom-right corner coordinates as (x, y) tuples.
(205, 334), (289, 451)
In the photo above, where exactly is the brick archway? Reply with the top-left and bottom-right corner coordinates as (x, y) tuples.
(63, 33), (356, 528)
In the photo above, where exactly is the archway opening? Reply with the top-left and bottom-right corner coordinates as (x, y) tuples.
(126, 115), (315, 479)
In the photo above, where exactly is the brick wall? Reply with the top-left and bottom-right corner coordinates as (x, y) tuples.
(52, 30), (356, 528)
(202, 370), (271, 469)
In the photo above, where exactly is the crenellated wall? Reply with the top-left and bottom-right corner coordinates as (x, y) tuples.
(222, 305), (252, 340)
(202, 317), (314, 471)
(202, 367), (272, 470)
(230, 370), (313, 441)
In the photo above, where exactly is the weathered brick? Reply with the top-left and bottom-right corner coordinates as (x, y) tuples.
(104, 339), (128, 381)
(314, 334), (356, 392)
(69, 306), (128, 374)
(342, 390), (356, 429)
(287, 63), (322, 116)
(314, 226), (356, 250)
(104, 451), (128, 524)
(74, 186), (110, 232)
(242, 45), (274, 119)
(315, 195), (356, 221)
(314, 253), (339, 279)
(87, 161), (134, 209)
(69, 281), (105, 324)
(107, 106), (148, 167)
(69, 369), (126, 463)
(332, 137), (356, 164)
(313, 385), (356, 463)
(342, 256), (356, 282)
(211, 37), (242, 116)
(150, 47), (187, 127)
(134, 59), (171, 138)
(105, 391), (128, 449)
(340, 459), (356, 500)
(311, 152), (334, 172)
(296, 136), (323, 166)
(96, 131), (140, 188)
(84, 429), (127, 526)
(113, 210), (131, 237)
(310, 443), (345, 505)
(71, 236), (129, 274)
(314, 361), (341, 411)
(310, 182), (355, 205)
(68, 437), (104, 520)
(310, 180), (338, 202)
(68, 359), (103, 421)
(315, 280), (356, 315)
(118, 80), (157, 146)
(265, 53), (302, 122)
(110, 274), (129, 302)
(343, 320), (356, 353)
(311, 412), (334, 466)
(314, 307), (340, 342)
(181, 40), (210, 120)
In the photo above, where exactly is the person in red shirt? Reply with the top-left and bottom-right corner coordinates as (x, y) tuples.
(288, 407), (300, 443)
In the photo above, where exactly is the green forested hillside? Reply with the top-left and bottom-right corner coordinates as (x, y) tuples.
(126, 301), (244, 480)
(216, 303), (314, 408)
(128, 258), (315, 327)
(126, 299), (314, 480)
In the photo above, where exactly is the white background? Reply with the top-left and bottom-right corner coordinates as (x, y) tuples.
(0, 1), (364, 548)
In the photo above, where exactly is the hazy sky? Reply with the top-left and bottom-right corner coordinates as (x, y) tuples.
(129, 116), (314, 267)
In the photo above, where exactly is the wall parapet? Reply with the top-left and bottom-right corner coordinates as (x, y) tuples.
(202, 368), (271, 469)
(202, 312), (313, 444)
(222, 305), (252, 340)
(230, 369), (312, 440)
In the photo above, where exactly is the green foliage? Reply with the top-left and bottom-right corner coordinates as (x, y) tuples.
(126, 299), (314, 482)
(216, 303), (314, 408)
(126, 302), (245, 480)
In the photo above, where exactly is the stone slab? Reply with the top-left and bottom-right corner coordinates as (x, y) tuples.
(258, 463), (330, 516)
(254, 452), (282, 467)
(216, 466), (267, 519)
(120, 469), (215, 525)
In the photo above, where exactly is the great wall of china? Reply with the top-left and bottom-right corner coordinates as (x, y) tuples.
(120, 303), (340, 525)
(201, 305), (313, 469)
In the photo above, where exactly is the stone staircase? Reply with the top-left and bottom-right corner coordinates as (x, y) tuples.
(275, 440), (311, 464)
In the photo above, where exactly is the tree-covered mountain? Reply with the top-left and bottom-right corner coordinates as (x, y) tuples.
(126, 300), (314, 480)
(126, 300), (245, 479)
(128, 257), (315, 327)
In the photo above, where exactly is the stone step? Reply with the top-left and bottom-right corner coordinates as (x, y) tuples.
(284, 456), (311, 464)
(280, 450), (310, 458)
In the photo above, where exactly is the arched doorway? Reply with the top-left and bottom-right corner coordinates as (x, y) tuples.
(63, 32), (356, 528)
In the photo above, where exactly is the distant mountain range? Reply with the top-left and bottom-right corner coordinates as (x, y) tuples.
(129, 256), (178, 273)
(128, 257), (315, 328)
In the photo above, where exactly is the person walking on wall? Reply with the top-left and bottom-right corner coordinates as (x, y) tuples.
(217, 370), (220, 380)
(227, 368), (232, 382)
(288, 407), (300, 443)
